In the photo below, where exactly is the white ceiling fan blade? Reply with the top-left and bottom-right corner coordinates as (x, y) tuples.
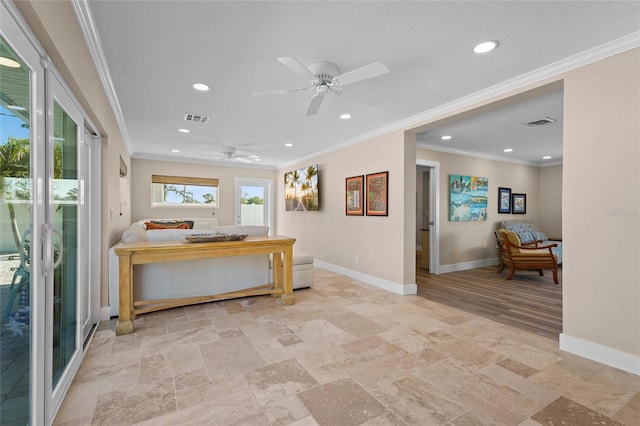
(306, 92), (325, 116)
(332, 61), (389, 86)
(234, 157), (254, 164)
(251, 87), (310, 96)
(278, 57), (317, 81)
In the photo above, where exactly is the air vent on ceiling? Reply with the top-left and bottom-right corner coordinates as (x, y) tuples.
(184, 113), (210, 123)
(522, 116), (556, 127)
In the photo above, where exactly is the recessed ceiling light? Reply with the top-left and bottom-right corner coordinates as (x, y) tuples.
(543, 155), (552, 160)
(441, 135), (452, 141)
(473, 40), (499, 54)
(192, 83), (210, 91)
(0, 56), (21, 68)
(284, 143), (293, 147)
(171, 149), (180, 153)
(254, 158), (261, 162)
(340, 113), (351, 120)
(7, 105), (26, 111)
(504, 148), (513, 153)
(178, 128), (190, 133)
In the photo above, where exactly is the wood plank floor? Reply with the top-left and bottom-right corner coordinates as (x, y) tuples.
(416, 255), (562, 340)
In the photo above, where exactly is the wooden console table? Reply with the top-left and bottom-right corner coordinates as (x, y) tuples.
(113, 235), (296, 335)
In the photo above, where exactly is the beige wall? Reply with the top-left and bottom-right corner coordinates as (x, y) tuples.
(276, 131), (414, 288)
(416, 149), (549, 266)
(131, 158), (277, 225)
(538, 165), (562, 238)
(562, 49), (639, 357)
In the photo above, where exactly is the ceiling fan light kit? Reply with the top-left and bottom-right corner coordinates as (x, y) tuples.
(252, 56), (389, 116)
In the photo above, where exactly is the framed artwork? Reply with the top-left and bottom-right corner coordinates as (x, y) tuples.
(366, 171), (388, 216)
(498, 187), (512, 214)
(284, 164), (319, 212)
(449, 174), (488, 221)
(345, 175), (364, 216)
(512, 193), (527, 214)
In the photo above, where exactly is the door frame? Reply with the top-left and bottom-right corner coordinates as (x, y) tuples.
(234, 177), (274, 233)
(416, 159), (440, 274)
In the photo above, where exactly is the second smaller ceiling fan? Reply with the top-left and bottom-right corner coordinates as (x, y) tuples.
(204, 146), (256, 163)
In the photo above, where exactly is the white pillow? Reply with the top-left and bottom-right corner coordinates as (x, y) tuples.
(192, 218), (218, 229)
(210, 225), (269, 236)
(147, 229), (207, 242)
(121, 223), (147, 242)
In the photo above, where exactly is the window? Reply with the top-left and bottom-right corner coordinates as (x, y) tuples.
(151, 174), (219, 208)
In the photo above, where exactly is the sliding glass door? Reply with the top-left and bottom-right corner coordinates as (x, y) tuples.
(1, 3), (99, 423)
(49, 83), (84, 407)
(0, 23), (43, 425)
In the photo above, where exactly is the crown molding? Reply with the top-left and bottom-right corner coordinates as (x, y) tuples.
(282, 31), (639, 169)
(71, 0), (133, 153)
(352, 31), (640, 144)
(416, 142), (541, 167)
(70, 2), (639, 166)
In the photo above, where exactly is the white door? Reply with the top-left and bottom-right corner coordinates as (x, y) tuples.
(235, 178), (273, 232)
(417, 160), (440, 274)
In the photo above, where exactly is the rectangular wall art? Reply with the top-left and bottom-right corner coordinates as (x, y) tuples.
(512, 193), (527, 214)
(449, 175), (488, 221)
(284, 164), (319, 212)
(345, 175), (364, 216)
(366, 171), (388, 216)
(498, 187), (512, 214)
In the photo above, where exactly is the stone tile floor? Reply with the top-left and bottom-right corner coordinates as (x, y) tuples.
(54, 268), (640, 425)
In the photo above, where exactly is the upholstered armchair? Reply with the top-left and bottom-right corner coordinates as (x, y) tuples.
(496, 229), (560, 284)
(499, 220), (562, 264)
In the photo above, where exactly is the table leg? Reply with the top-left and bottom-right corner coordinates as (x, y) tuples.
(116, 254), (134, 335)
(272, 252), (283, 297)
(281, 244), (295, 306)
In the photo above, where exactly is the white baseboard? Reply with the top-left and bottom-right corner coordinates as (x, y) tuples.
(100, 306), (112, 321)
(314, 260), (417, 296)
(559, 333), (640, 376)
(438, 258), (500, 274)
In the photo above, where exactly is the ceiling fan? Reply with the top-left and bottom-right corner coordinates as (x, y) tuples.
(205, 146), (256, 163)
(252, 57), (389, 116)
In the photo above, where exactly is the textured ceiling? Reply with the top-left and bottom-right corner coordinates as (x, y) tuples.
(85, 1), (640, 168)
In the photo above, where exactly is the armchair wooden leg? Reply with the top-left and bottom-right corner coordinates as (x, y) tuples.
(506, 267), (515, 281)
(497, 263), (505, 273)
(538, 269), (544, 276)
(552, 268), (559, 284)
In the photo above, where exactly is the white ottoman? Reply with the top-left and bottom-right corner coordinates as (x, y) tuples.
(292, 252), (314, 289)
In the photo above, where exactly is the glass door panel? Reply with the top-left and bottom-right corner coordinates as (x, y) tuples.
(51, 101), (78, 389)
(0, 34), (33, 426)
(235, 179), (273, 233)
(239, 184), (266, 226)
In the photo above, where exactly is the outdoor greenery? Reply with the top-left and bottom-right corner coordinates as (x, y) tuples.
(1, 137), (71, 248)
(163, 184), (213, 204)
(241, 190), (263, 205)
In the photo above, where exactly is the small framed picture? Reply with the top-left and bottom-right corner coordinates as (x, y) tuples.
(512, 193), (527, 214)
(345, 175), (364, 216)
(366, 171), (388, 216)
(498, 187), (511, 214)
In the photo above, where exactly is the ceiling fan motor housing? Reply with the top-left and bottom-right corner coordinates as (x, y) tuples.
(307, 61), (340, 85)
